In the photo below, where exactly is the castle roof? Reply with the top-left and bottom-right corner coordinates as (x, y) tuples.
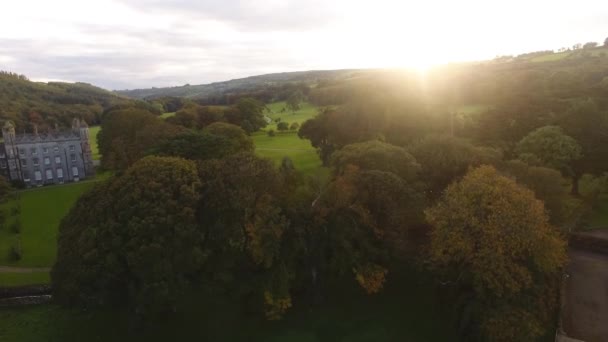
(14, 131), (82, 144)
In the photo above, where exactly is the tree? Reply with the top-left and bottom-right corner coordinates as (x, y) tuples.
(224, 97), (267, 133)
(166, 103), (223, 129)
(605, 37), (608, 47)
(198, 153), (292, 319)
(203, 122), (254, 152)
(501, 160), (583, 229)
(560, 99), (608, 195)
(289, 122), (299, 131)
(516, 125), (582, 178)
(52, 156), (203, 316)
(286, 91), (304, 112)
(331, 140), (420, 182)
(98, 107), (184, 170)
(409, 135), (501, 197)
(277, 122), (289, 131)
(583, 42), (598, 49)
(426, 166), (567, 341)
(148, 132), (245, 161)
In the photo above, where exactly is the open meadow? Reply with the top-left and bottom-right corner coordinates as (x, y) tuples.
(0, 180), (100, 287)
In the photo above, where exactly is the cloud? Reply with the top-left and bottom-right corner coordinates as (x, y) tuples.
(0, 0), (607, 90)
(115, 0), (340, 32)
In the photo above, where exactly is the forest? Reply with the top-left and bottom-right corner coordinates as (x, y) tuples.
(1, 44), (607, 341)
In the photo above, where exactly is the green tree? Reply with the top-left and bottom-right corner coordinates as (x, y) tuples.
(560, 99), (608, 195)
(198, 153), (292, 319)
(331, 140), (420, 182)
(502, 160), (583, 229)
(203, 122), (254, 152)
(286, 91), (304, 112)
(0, 175), (12, 202)
(52, 156), (203, 317)
(583, 42), (598, 49)
(277, 122), (289, 131)
(98, 107), (184, 170)
(148, 132), (245, 161)
(409, 135), (501, 197)
(516, 126), (582, 177)
(289, 122), (299, 131)
(166, 103), (224, 129)
(225, 98), (267, 133)
(426, 166), (567, 342)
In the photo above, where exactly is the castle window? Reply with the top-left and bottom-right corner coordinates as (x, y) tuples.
(72, 166), (79, 177)
(53, 146), (59, 152)
(57, 168), (64, 178)
(0, 153), (5, 158)
(22, 172), (29, 181)
(33, 158), (39, 166)
(0, 160), (6, 169)
(31, 148), (37, 155)
(69, 145), (75, 151)
(55, 156), (61, 164)
(45, 169), (53, 180)
(19, 148), (25, 156)
(21, 159), (26, 167)
(43, 147), (48, 154)
(34, 170), (42, 181)
(44, 157), (50, 165)
(70, 154), (76, 162)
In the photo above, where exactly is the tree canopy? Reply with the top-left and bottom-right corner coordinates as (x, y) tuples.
(426, 166), (567, 341)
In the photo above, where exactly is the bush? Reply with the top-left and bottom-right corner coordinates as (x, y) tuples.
(580, 173), (608, 207)
(289, 122), (300, 131)
(267, 129), (276, 137)
(277, 122), (289, 131)
(9, 241), (22, 261)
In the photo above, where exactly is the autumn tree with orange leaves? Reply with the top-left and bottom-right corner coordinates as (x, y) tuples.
(426, 165), (567, 342)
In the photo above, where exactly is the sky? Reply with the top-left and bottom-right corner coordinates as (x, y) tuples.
(1, 0), (607, 90)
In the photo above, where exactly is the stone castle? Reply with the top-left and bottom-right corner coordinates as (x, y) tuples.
(0, 118), (94, 186)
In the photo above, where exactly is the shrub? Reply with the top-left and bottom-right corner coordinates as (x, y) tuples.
(267, 129), (276, 137)
(289, 122), (300, 131)
(277, 122), (289, 131)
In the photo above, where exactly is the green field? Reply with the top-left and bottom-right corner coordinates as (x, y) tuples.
(89, 126), (101, 160)
(265, 101), (319, 131)
(0, 270), (454, 342)
(0, 181), (96, 268)
(0, 271), (50, 287)
(253, 132), (323, 175)
(160, 112), (175, 119)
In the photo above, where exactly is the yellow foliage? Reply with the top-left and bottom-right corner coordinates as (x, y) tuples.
(263, 290), (292, 320)
(426, 165), (567, 298)
(354, 263), (388, 294)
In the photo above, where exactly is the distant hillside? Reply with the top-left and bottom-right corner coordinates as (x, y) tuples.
(115, 69), (358, 100)
(0, 71), (135, 132)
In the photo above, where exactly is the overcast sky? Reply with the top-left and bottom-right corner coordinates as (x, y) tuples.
(1, 0), (607, 90)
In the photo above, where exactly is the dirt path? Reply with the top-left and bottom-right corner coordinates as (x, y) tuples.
(0, 266), (50, 273)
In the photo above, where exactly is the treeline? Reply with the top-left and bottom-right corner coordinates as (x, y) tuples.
(0, 71), (147, 131)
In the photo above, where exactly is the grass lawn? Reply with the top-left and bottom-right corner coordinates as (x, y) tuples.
(160, 112), (175, 119)
(0, 270), (454, 342)
(0, 181), (97, 268)
(0, 271), (50, 287)
(88, 126), (101, 161)
(253, 131), (323, 175)
(265, 101), (319, 131)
